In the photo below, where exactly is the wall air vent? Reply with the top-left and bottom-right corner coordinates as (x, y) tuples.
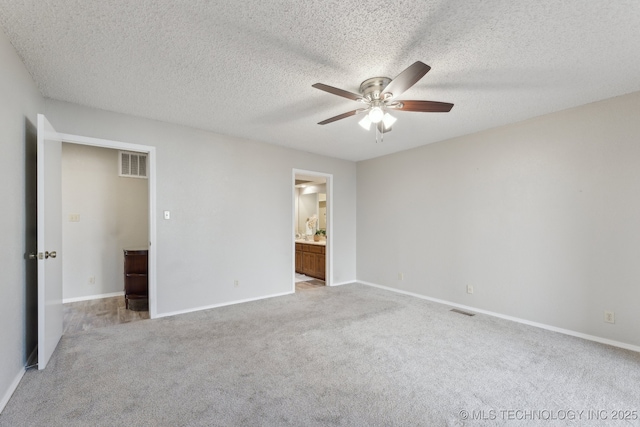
(119, 151), (148, 178)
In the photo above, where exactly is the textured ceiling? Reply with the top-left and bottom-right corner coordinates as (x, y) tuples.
(1, 1), (640, 161)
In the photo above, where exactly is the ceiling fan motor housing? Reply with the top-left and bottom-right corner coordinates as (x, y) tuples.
(359, 77), (391, 101)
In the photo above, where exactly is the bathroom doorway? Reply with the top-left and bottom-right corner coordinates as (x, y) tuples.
(292, 170), (332, 292)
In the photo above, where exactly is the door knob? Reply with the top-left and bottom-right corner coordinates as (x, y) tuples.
(45, 251), (57, 259)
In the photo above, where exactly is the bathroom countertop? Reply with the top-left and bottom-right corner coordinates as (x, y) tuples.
(295, 239), (326, 246)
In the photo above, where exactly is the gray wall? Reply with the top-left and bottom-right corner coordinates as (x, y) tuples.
(61, 144), (148, 300)
(357, 91), (640, 347)
(0, 29), (44, 409)
(44, 99), (358, 315)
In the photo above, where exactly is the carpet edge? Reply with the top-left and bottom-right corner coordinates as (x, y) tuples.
(154, 290), (295, 319)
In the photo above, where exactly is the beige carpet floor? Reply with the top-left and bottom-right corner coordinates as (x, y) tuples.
(2, 283), (639, 426)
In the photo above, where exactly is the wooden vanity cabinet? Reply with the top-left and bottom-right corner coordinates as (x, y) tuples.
(295, 248), (303, 274)
(295, 243), (325, 280)
(123, 249), (148, 309)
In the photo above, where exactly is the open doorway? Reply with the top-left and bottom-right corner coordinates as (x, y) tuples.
(55, 131), (156, 335)
(60, 143), (150, 334)
(29, 117), (157, 370)
(293, 170), (332, 292)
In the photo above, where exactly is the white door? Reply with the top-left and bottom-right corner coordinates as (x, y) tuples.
(37, 114), (63, 370)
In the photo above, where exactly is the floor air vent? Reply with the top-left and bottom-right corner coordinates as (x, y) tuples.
(450, 308), (475, 316)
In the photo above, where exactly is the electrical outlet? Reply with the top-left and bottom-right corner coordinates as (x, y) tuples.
(234, 280), (239, 287)
(398, 273), (403, 280)
(466, 285), (474, 294)
(89, 276), (95, 284)
(604, 311), (615, 324)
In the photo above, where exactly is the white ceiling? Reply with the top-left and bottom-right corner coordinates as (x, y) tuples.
(1, 1), (639, 161)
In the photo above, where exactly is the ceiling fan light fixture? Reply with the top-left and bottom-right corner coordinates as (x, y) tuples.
(368, 106), (384, 123)
(358, 115), (372, 130)
(382, 113), (397, 129)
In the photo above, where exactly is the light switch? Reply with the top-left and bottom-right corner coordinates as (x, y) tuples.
(69, 214), (80, 222)
(163, 211), (171, 220)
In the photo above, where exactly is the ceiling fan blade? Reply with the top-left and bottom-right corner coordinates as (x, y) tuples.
(396, 100), (454, 112)
(312, 83), (363, 101)
(381, 61), (431, 100)
(317, 109), (361, 125)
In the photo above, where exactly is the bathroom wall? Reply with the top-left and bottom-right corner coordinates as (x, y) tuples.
(296, 183), (326, 234)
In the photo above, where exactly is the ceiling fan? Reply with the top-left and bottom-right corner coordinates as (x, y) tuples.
(312, 61), (453, 135)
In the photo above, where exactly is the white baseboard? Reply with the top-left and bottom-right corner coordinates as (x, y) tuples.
(63, 291), (124, 304)
(155, 290), (295, 319)
(0, 368), (25, 414)
(330, 280), (355, 287)
(358, 281), (640, 353)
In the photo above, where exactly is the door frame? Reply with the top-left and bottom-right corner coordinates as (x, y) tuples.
(292, 169), (333, 291)
(59, 132), (158, 318)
